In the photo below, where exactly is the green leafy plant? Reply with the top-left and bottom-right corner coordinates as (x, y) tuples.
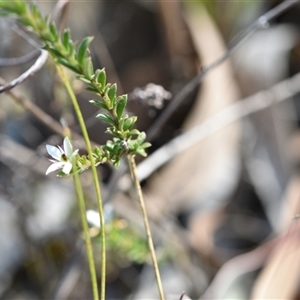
(0, 1), (164, 300)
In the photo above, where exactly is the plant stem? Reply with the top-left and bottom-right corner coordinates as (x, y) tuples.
(127, 154), (165, 300)
(73, 172), (99, 300)
(57, 65), (106, 300)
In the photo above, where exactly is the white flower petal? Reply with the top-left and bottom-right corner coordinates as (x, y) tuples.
(86, 210), (101, 228)
(46, 145), (62, 160)
(64, 137), (73, 157)
(45, 162), (65, 175)
(71, 149), (79, 158)
(58, 145), (64, 154)
(62, 162), (72, 174)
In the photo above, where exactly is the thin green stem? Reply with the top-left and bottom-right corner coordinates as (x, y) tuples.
(127, 154), (165, 300)
(73, 172), (99, 300)
(57, 65), (106, 300)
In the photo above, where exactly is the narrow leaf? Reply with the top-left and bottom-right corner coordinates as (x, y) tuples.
(49, 22), (59, 42)
(89, 100), (107, 109)
(32, 4), (42, 21)
(116, 95), (127, 120)
(95, 68), (106, 89)
(107, 83), (117, 103)
(137, 132), (146, 144)
(82, 57), (94, 79)
(123, 116), (137, 131)
(62, 29), (71, 50)
(96, 113), (116, 126)
(77, 36), (93, 67)
(139, 142), (151, 151)
(113, 159), (121, 168)
(136, 148), (147, 157)
(86, 86), (99, 93)
(129, 129), (140, 136)
(77, 76), (91, 84)
(56, 57), (80, 73)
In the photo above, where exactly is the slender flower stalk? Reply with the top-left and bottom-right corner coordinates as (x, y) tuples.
(57, 65), (106, 300)
(73, 169), (99, 300)
(127, 154), (165, 300)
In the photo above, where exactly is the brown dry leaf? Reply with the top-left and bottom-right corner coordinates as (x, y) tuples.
(251, 176), (300, 299)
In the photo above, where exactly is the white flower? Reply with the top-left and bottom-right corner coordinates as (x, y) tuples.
(45, 137), (78, 175)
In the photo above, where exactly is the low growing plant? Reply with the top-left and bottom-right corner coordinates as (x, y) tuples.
(0, 1), (164, 300)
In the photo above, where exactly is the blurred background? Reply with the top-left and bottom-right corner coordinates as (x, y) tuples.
(1, 0), (300, 299)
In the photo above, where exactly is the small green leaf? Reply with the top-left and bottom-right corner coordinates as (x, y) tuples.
(113, 159), (121, 168)
(96, 113), (116, 126)
(137, 132), (146, 144)
(46, 46), (63, 58)
(140, 142), (151, 149)
(62, 29), (71, 50)
(95, 68), (106, 89)
(128, 129), (140, 137)
(116, 95), (127, 120)
(31, 4), (42, 21)
(68, 42), (75, 56)
(127, 140), (138, 151)
(82, 57), (94, 79)
(86, 86), (99, 93)
(107, 83), (117, 103)
(105, 127), (114, 135)
(56, 57), (80, 73)
(123, 116), (137, 131)
(77, 76), (91, 84)
(77, 36), (93, 66)
(103, 145), (113, 153)
(136, 148), (147, 157)
(49, 22), (59, 42)
(89, 99), (107, 109)
(40, 31), (55, 42)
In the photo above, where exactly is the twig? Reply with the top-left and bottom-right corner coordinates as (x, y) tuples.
(146, 0), (299, 141)
(53, 0), (70, 32)
(0, 0), (68, 88)
(8, 20), (41, 48)
(0, 77), (93, 149)
(138, 71), (300, 181)
(0, 49), (40, 66)
(0, 77), (64, 134)
(0, 49), (48, 93)
(127, 154), (165, 300)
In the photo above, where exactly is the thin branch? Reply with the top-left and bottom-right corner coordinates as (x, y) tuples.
(9, 20), (41, 49)
(0, 77), (96, 149)
(138, 71), (300, 182)
(127, 154), (165, 300)
(0, 76), (65, 135)
(0, 0), (69, 91)
(53, 0), (70, 32)
(0, 49), (48, 93)
(0, 49), (40, 66)
(146, 0), (299, 142)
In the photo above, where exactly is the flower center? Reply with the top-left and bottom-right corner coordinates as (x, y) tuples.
(61, 153), (68, 162)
